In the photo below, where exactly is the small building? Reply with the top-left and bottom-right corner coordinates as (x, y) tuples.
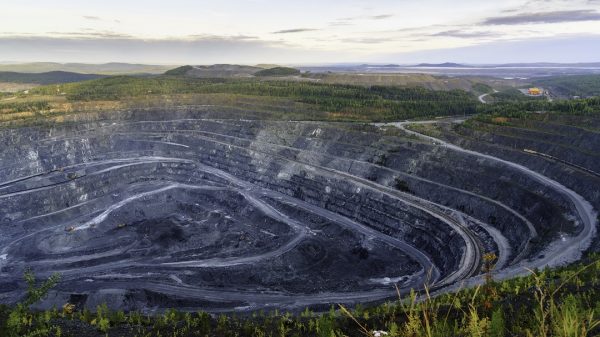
(528, 87), (542, 96)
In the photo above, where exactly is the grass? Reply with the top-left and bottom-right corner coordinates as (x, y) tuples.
(1, 255), (599, 336)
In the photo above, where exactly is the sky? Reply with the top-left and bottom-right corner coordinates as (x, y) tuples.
(1, 0), (600, 65)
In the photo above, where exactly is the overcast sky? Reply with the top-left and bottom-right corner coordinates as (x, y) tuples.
(1, 0), (600, 64)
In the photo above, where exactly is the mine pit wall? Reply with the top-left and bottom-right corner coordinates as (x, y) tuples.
(440, 123), (599, 251)
(0, 107), (587, 291)
(0, 112), (568, 256)
(406, 149), (576, 236)
(164, 117), (575, 256)
(0, 124), (465, 282)
(458, 121), (600, 173)
(200, 146), (466, 275)
(293, 123), (571, 239)
(1, 163), (200, 226)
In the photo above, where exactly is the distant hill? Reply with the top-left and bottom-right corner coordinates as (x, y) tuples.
(495, 62), (600, 68)
(254, 67), (300, 77)
(163, 64), (299, 78)
(254, 64), (282, 69)
(412, 62), (469, 68)
(0, 62), (174, 75)
(358, 64), (400, 68)
(164, 65), (194, 76)
(177, 64), (263, 78)
(0, 71), (105, 84)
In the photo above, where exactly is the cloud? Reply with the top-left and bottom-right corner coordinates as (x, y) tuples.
(395, 24), (453, 34)
(83, 15), (121, 24)
(0, 35), (337, 64)
(369, 14), (394, 20)
(329, 21), (353, 27)
(378, 34), (600, 63)
(272, 28), (319, 34)
(331, 13), (394, 26)
(186, 34), (258, 41)
(429, 30), (501, 38)
(46, 31), (133, 39)
(482, 10), (600, 25)
(340, 37), (392, 44)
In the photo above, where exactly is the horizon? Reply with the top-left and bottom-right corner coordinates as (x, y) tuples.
(2, 61), (600, 68)
(1, 0), (600, 64)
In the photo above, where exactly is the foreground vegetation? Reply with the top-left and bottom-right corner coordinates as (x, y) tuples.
(1, 255), (599, 337)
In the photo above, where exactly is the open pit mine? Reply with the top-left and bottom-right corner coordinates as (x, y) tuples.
(0, 107), (596, 312)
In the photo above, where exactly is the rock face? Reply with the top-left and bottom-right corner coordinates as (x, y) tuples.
(0, 107), (593, 312)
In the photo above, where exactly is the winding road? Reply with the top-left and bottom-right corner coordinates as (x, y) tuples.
(478, 89), (499, 104)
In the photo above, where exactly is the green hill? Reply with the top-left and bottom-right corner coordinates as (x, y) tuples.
(0, 71), (105, 85)
(0, 62), (174, 75)
(254, 67), (301, 77)
(177, 64), (263, 78)
(534, 75), (600, 98)
(164, 65), (194, 76)
(27, 75), (479, 121)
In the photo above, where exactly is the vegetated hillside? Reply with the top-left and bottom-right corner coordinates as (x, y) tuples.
(0, 62), (174, 75)
(254, 63), (282, 69)
(177, 64), (264, 78)
(0, 82), (38, 93)
(27, 75), (479, 121)
(471, 83), (493, 95)
(164, 65), (194, 76)
(0, 71), (105, 85)
(164, 64), (279, 77)
(311, 73), (504, 92)
(482, 88), (547, 104)
(534, 75), (600, 98)
(478, 96), (600, 115)
(6, 75), (600, 125)
(254, 66), (300, 77)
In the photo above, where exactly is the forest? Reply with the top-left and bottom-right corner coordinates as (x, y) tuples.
(28, 76), (480, 121)
(534, 75), (600, 98)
